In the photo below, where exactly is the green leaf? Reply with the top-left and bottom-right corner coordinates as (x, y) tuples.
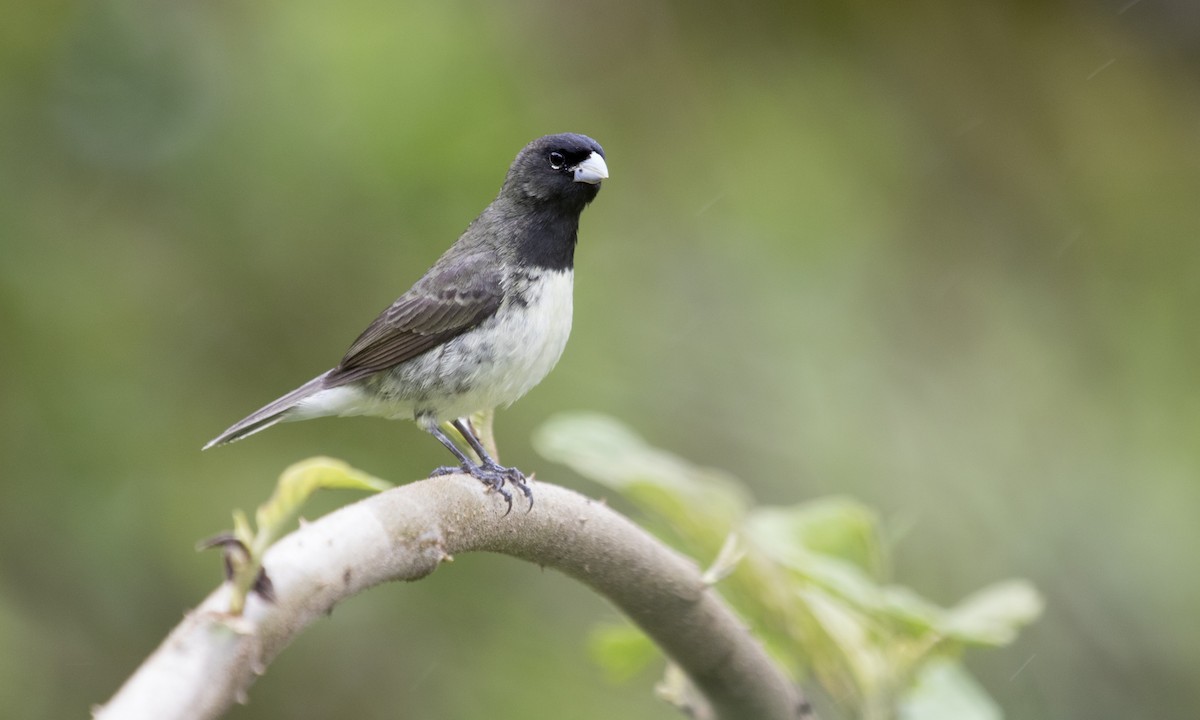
(536, 412), (1043, 716)
(214, 457), (391, 615)
(799, 585), (890, 705)
(743, 500), (892, 616)
(942, 580), (1044, 646)
(534, 413), (750, 548)
(745, 498), (884, 575)
(255, 456), (392, 547)
(879, 585), (950, 633)
(899, 657), (1001, 720)
(533, 413), (745, 500)
(588, 623), (660, 683)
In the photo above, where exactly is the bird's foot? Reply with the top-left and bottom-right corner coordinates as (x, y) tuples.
(429, 462), (533, 515)
(480, 461), (533, 514)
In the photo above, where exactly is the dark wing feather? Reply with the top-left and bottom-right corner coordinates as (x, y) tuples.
(325, 252), (504, 386)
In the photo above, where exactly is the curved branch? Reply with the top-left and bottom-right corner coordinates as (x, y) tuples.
(94, 474), (812, 720)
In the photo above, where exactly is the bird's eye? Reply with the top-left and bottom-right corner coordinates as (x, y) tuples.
(548, 151), (565, 169)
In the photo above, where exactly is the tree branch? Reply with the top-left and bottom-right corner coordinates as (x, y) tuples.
(94, 474), (812, 720)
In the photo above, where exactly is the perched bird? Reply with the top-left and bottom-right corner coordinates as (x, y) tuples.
(205, 133), (608, 511)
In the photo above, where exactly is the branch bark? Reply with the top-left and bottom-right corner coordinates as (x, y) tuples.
(94, 474), (812, 720)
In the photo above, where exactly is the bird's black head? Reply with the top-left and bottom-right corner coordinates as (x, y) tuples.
(502, 133), (608, 212)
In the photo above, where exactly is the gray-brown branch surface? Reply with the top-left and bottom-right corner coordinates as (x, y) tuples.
(95, 474), (812, 720)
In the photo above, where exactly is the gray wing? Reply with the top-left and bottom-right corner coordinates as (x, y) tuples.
(325, 252), (504, 386)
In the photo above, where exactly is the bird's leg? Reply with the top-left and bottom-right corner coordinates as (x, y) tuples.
(453, 417), (534, 513)
(426, 424), (485, 473)
(424, 421), (517, 514)
(452, 419), (506, 472)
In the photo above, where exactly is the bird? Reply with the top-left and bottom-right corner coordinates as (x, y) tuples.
(204, 133), (608, 512)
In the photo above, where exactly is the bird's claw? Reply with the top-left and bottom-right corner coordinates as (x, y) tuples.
(429, 462), (533, 515)
(508, 472), (534, 513)
(479, 462), (533, 514)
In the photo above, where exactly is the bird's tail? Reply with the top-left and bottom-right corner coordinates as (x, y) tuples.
(203, 372), (330, 449)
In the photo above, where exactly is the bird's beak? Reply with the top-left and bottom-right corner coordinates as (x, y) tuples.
(572, 152), (609, 185)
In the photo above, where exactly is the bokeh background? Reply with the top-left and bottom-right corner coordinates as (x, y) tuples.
(2, 0), (1198, 718)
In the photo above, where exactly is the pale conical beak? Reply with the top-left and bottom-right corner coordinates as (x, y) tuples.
(572, 152), (609, 184)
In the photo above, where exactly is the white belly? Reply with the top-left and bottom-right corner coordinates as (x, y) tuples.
(294, 269), (574, 423)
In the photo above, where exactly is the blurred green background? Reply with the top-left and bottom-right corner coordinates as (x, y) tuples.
(2, 0), (1198, 718)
